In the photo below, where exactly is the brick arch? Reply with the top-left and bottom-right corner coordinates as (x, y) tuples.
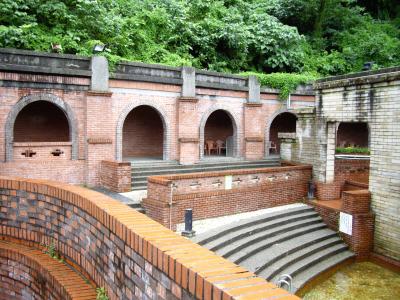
(116, 102), (170, 161)
(265, 109), (297, 157)
(5, 93), (78, 161)
(199, 106), (241, 160)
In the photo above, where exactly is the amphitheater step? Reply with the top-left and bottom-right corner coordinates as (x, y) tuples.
(194, 204), (355, 294)
(130, 157), (280, 190)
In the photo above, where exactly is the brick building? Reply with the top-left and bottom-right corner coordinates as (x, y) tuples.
(0, 48), (314, 185)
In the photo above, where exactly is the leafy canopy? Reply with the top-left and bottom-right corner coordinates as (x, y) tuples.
(0, 0), (399, 85)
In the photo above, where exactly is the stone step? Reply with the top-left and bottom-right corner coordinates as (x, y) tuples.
(194, 206), (316, 247)
(131, 158), (279, 171)
(225, 222), (328, 264)
(258, 235), (342, 279)
(131, 161), (279, 177)
(290, 251), (355, 292)
(269, 244), (351, 290)
(131, 158), (281, 189)
(208, 213), (321, 254)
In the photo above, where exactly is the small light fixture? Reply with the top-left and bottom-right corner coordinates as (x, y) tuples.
(362, 62), (374, 71)
(92, 44), (108, 54)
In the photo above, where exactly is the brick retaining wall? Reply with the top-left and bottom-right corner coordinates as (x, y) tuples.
(0, 176), (298, 300)
(99, 160), (131, 192)
(0, 241), (96, 300)
(143, 164), (312, 229)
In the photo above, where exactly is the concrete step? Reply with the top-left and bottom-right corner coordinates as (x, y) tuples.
(131, 161), (279, 177)
(131, 158), (279, 171)
(131, 158), (281, 189)
(192, 204), (355, 293)
(290, 251), (355, 292)
(258, 235), (342, 279)
(225, 222), (328, 264)
(208, 213), (322, 254)
(269, 244), (351, 288)
(194, 206), (316, 247)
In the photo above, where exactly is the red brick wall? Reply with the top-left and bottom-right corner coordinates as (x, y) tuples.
(123, 105), (163, 158)
(143, 164), (312, 229)
(310, 189), (374, 260)
(334, 158), (370, 185)
(99, 160), (131, 192)
(316, 158), (370, 201)
(0, 177), (298, 300)
(0, 249), (66, 299)
(0, 160), (85, 184)
(14, 100), (70, 142)
(342, 190), (371, 214)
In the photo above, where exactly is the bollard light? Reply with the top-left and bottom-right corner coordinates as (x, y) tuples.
(181, 208), (196, 237)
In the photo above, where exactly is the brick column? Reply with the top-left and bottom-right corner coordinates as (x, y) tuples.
(177, 67), (200, 165)
(244, 103), (264, 160)
(86, 91), (114, 186)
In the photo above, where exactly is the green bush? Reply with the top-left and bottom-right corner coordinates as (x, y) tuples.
(336, 147), (370, 155)
(240, 72), (318, 100)
(96, 287), (109, 300)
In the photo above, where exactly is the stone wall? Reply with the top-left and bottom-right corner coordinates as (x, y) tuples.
(143, 164), (312, 229)
(0, 176), (298, 300)
(282, 67), (400, 261)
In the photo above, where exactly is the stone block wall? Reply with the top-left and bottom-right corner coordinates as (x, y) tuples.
(282, 67), (400, 262)
(143, 164), (312, 229)
(0, 176), (298, 300)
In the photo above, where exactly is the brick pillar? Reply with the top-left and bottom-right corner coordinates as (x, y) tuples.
(341, 190), (375, 259)
(177, 67), (200, 165)
(86, 91), (114, 186)
(244, 103), (264, 160)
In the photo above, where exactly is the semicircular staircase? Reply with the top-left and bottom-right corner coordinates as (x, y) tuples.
(193, 204), (355, 293)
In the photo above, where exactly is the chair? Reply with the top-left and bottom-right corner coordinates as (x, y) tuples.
(205, 140), (217, 155)
(268, 141), (277, 154)
(215, 140), (226, 155)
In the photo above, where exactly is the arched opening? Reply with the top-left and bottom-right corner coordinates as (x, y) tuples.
(203, 110), (234, 157)
(268, 112), (297, 155)
(13, 101), (70, 142)
(122, 105), (164, 160)
(336, 122), (369, 153)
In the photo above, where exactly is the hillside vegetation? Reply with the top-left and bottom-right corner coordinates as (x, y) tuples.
(1, 0), (399, 80)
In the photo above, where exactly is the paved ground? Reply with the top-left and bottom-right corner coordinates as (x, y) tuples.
(176, 203), (307, 235)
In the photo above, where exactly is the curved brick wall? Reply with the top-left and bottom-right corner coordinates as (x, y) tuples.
(0, 241), (96, 299)
(0, 177), (299, 300)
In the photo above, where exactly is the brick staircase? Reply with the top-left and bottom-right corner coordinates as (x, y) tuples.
(193, 204), (355, 293)
(130, 157), (281, 190)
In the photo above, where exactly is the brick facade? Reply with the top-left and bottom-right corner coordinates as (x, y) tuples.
(143, 164), (312, 229)
(0, 176), (299, 300)
(0, 48), (314, 189)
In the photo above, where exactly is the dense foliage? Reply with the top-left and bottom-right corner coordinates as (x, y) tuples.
(336, 147), (370, 155)
(0, 0), (399, 79)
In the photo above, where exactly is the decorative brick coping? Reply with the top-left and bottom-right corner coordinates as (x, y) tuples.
(0, 177), (299, 300)
(0, 240), (97, 299)
(148, 163), (311, 186)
